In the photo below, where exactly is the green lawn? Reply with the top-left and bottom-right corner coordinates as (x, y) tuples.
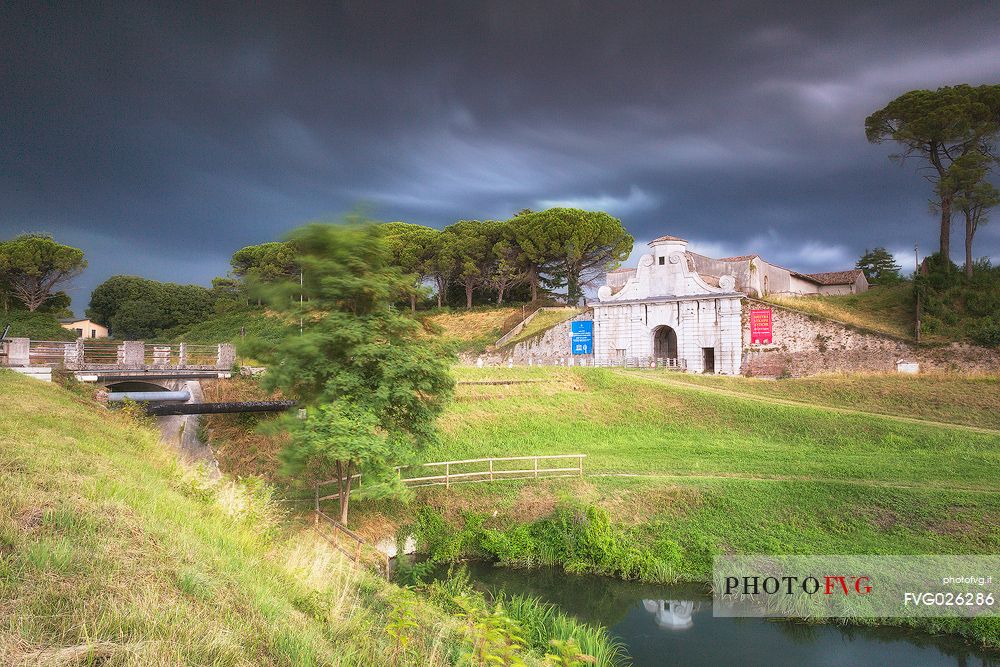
(430, 368), (999, 490)
(631, 371), (1000, 430)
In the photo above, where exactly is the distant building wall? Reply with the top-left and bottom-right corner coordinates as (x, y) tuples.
(60, 319), (109, 339)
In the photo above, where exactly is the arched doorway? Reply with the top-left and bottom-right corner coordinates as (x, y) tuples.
(652, 325), (678, 360)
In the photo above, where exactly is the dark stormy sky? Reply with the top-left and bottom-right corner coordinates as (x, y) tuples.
(4, 1), (1000, 313)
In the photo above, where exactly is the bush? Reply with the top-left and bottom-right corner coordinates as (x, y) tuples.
(971, 319), (1000, 347)
(966, 288), (1000, 317)
(0, 310), (76, 340)
(412, 504), (681, 583)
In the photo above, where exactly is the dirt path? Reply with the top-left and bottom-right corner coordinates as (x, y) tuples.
(626, 372), (1000, 436)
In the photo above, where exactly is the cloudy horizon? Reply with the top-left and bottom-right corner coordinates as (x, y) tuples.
(3, 1), (1000, 314)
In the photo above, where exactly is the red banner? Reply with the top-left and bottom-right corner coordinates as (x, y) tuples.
(750, 308), (773, 344)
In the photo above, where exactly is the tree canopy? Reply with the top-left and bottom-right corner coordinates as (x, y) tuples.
(231, 241), (298, 283)
(87, 275), (215, 339)
(246, 221), (454, 523)
(856, 247), (903, 285)
(944, 152), (1000, 277)
(866, 84), (1000, 262)
(0, 235), (86, 312)
(509, 208), (633, 306)
(380, 222), (439, 310)
(440, 220), (505, 309)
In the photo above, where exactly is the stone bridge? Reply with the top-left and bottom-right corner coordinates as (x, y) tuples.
(0, 337), (236, 384)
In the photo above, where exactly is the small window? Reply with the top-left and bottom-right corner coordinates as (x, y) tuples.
(75, 328), (83, 337)
(91, 329), (97, 338)
(658, 256), (665, 265)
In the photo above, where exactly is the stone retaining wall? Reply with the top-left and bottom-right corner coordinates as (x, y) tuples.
(464, 311), (594, 366)
(741, 299), (1000, 376)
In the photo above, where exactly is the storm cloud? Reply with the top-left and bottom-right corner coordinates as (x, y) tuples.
(3, 1), (1000, 311)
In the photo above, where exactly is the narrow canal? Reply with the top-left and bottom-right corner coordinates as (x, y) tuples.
(430, 563), (998, 666)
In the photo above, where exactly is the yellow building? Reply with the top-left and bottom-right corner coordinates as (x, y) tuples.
(59, 318), (109, 339)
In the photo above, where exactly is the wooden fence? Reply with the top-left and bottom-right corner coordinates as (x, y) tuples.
(315, 454), (586, 503)
(310, 454), (585, 577)
(402, 454), (586, 488)
(312, 508), (390, 578)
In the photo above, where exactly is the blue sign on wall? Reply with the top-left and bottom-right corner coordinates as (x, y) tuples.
(570, 320), (593, 355)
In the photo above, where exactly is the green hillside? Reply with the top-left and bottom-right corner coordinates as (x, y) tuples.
(764, 283), (915, 340)
(0, 370), (628, 666)
(0, 311), (76, 341)
(167, 309), (290, 345)
(0, 370), (454, 665)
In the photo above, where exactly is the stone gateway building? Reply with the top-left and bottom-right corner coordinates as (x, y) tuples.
(592, 235), (744, 374)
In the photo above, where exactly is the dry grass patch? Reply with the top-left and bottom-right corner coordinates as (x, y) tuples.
(601, 485), (702, 524)
(201, 378), (289, 480)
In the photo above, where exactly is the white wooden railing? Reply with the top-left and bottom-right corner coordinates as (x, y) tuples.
(1, 338), (235, 370)
(315, 453), (586, 503)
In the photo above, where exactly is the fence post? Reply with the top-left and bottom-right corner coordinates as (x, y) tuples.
(178, 343), (187, 367)
(122, 341), (144, 369)
(445, 463), (450, 489)
(313, 483), (319, 526)
(579, 455), (584, 478)
(534, 457), (538, 479)
(7, 338), (30, 366)
(217, 343), (236, 370)
(489, 459), (494, 482)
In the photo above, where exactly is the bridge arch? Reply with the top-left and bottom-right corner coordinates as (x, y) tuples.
(105, 380), (172, 393)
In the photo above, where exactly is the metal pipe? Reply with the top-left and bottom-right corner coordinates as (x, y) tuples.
(107, 391), (191, 403)
(143, 400), (297, 416)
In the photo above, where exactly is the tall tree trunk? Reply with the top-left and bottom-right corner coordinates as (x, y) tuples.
(567, 269), (579, 307)
(410, 293), (416, 312)
(939, 194), (952, 264)
(528, 267), (538, 302)
(338, 461), (353, 524)
(497, 284), (505, 305)
(465, 282), (473, 309)
(965, 210), (975, 279)
(435, 276), (445, 308)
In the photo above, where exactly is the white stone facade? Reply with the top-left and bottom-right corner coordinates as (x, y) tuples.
(592, 236), (744, 374)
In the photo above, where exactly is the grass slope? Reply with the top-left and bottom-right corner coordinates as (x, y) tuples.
(168, 309), (290, 345)
(421, 306), (521, 354)
(765, 283), (914, 340)
(0, 370), (464, 666)
(431, 368), (999, 489)
(631, 371), (1000, 430)
(499, 308), (584, 349)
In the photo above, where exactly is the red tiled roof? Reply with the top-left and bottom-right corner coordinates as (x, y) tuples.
(802, 269), (864, 285)
(648, 234), (688, 244)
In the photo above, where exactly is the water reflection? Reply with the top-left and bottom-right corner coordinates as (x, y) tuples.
(426, 563), (1000, 667)
(641, 599), (698, 630)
